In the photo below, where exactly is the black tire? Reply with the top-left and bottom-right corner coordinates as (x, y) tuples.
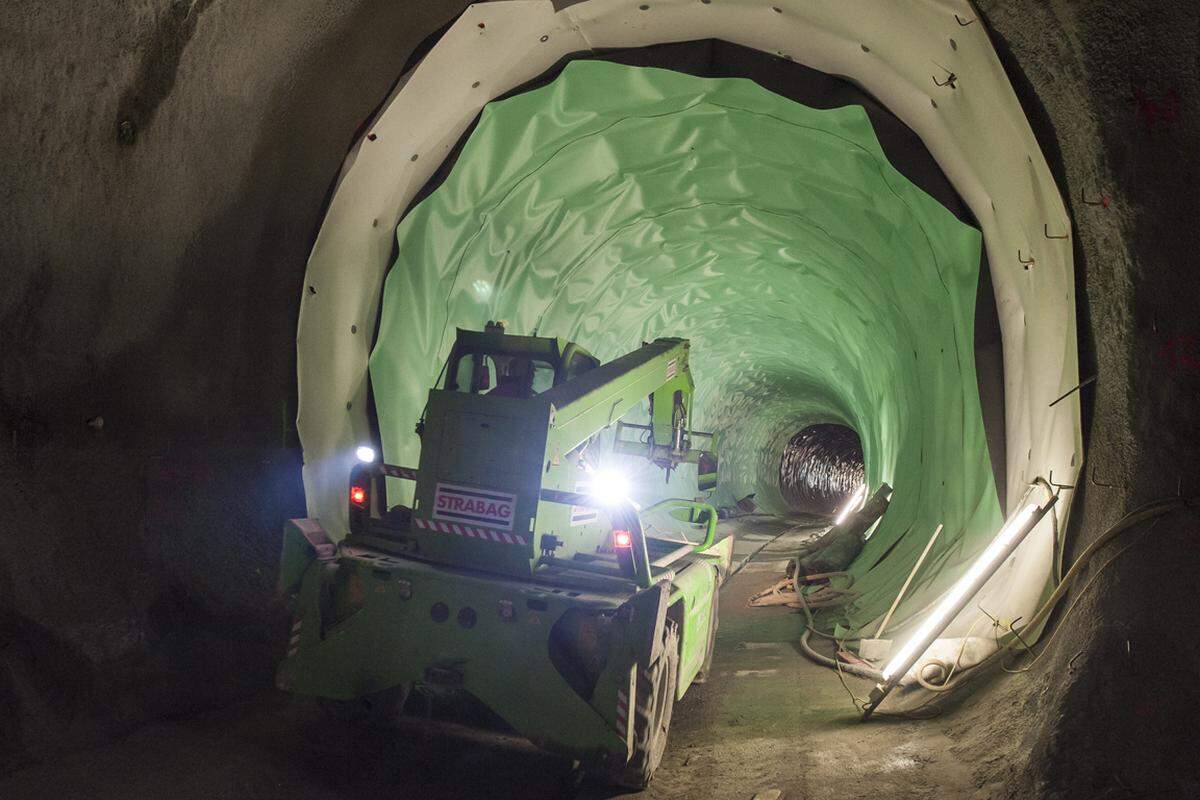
(609, 620), (680, 790)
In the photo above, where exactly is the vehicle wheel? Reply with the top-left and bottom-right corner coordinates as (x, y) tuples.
(609, 620), (679, 790)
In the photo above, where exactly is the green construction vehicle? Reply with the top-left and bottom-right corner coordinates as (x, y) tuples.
(276, 325), (731, 787)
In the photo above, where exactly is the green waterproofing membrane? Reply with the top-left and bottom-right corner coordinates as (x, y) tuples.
(370, 61), (1004, 634)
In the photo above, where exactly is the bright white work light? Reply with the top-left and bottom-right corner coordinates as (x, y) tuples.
(862, 492), (1058, 718)
(586, 469), (631, 507)
(355, 445), (377, 463)
(835, 484), (868, 526)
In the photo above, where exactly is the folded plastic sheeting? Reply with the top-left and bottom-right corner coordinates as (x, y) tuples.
(370, 60), (1004, 635)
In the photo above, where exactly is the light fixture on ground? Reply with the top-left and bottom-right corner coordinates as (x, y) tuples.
(861, 488), (1059, 719)
(355, 445), (377, 463)
(835, 484), (867, 525)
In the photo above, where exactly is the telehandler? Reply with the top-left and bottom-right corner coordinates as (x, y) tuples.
(276, 325), (731, 787)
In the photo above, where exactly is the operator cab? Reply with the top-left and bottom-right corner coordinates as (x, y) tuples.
(442, 321), (600, 399)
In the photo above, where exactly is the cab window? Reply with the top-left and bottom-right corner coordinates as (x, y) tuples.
(485, 356), (555, 398)
(563, 351), (598, 383)
(450, 353), (496, 394)
(531, 361), (556, 394)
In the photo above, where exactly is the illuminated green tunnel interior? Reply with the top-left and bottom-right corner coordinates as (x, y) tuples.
(370, 60), (1004, 631)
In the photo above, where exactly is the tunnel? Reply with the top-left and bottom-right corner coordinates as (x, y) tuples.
(777, 424), (865, 516)
(368, 50), (1002, 527)
(2, 2), (1199, 799)
(309, 8), (1071, 686)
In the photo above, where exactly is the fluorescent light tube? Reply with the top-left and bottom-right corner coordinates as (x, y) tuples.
(861, 491), (1057, 719)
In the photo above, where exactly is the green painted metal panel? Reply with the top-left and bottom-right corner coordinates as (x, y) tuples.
(669, 561), (718, 698)
(277, 550), (628, 757)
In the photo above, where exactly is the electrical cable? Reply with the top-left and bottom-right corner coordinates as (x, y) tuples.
(844, 501), (1190, 719)
(792, 575), (883, 681)
(784, 494), (1195, 719)
(1000, 519), (1159, 674)
(897, 495), (1197, 701)
(827, 632), (941, 719)
(1006, 497), (1192, 645)
(1033, 477), (1064, 584)
(765, 498), (1195, 712)
(799, 627), (882, 681)
(790, 568), (859, 608)
(913, 619), (982, 691)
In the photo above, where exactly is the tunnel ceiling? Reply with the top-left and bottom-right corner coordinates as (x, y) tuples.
(297, 0), (1082, 681)
(371, 59), (1004, 637)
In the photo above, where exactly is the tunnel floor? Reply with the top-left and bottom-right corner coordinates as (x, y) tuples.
(0, 517), (987, 800)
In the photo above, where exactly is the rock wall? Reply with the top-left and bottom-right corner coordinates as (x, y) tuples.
(0, 0), (468, 768)
(955, 3), (1200, 797)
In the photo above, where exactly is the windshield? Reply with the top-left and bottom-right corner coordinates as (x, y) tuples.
(449, 352), (556, 398)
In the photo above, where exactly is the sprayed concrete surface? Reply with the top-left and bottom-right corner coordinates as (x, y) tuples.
(0, 516), (989, 800)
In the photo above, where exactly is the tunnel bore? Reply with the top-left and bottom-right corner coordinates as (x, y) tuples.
(778, 424), (865, 516)
(367, 45), (1008, 636)
(16, 3), (1180, 796)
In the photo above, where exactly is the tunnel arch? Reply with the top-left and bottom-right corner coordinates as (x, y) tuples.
(779, 424), (865, 517)
(387, 39), (1010, 522)
(296, 0), (1082, 682)
(372, 59), (998, 537)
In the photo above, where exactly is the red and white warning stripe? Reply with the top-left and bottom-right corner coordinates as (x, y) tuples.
(381, 464), (418, 481)
(617, 662), (638, 747)
(616, 688), (630, 735)
(413, 517), (527, 546)
(287, 617), (302, 658)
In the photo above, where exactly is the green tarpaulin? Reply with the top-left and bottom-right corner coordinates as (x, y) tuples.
(370, 60), (1003, 634)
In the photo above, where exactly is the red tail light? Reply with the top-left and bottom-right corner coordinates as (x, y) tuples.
(613, 530), (633, 549)
(350, 485), (367, 506)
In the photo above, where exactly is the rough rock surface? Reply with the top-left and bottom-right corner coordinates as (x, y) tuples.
(959, 3), (1200, 797)
(0, 0), (469, 770)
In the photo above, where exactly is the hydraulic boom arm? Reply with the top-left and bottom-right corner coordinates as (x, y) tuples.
(540, 338), (710, 475)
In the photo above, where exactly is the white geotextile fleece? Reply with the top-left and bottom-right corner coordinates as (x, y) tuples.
(295, 0), (1081, 682)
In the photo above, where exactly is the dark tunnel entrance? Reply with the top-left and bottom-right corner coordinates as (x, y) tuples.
(778, 424), (865, 516)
